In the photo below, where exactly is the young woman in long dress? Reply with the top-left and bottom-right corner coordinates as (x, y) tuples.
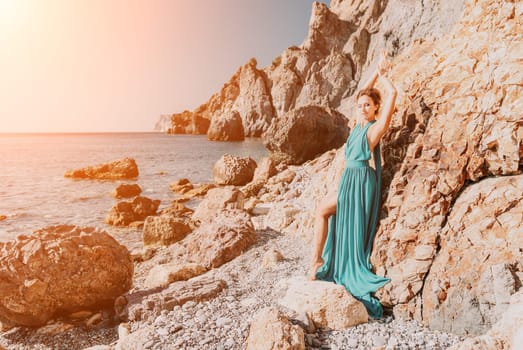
(308, 52), (397, 318)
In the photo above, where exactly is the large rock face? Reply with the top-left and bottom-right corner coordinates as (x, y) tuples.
(254, 0), (522, 338)
(65, 158), (139, 180)
(0, 225), (133, 327)
(262, 105), (349, 165)
(421, 175), (523, 335)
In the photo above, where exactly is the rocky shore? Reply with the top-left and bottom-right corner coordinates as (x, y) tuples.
(1, 0), (522, 348)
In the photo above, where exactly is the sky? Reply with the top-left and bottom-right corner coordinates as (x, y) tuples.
(0, 0), (329, 133)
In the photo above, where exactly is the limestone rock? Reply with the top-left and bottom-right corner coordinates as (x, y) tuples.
(0, 225), (133, 327)
(144, 263), (206, 289)
(245, 307), (305, 350)
(213, 154), (257, 186)
(192, 187), (245, 223)
(207, 110), (245, 141)
(421, 175), (523, 336)
(262, 248), (284, 269)
(159, 201), (194, 218)
(124, 276), (226, 321)
(253, 157), (278, 182)
(64, 157), (139, 180)
(111, 183), (142, 199)
(279, 278), (368, 330)
(169, 178), (193, 194)
(180, 183), (216, 199)
(142, 215), (191, 247)
(185, 209), (256, 269)
(106, 196), (160, 227)
(448, 290), (523, 350)
(262, 106), (349, 165)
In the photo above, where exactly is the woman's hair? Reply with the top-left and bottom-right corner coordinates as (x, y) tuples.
(357, 88), (381, 108)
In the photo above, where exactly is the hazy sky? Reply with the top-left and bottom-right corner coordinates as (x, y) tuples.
(0, 0), (328, 133)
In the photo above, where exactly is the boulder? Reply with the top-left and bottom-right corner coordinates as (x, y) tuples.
(0, 225), (133, 327)
(159, 201), (194, 218)
(143, 215), (192, 247)
(213, 154), (257, 186)
(64, 157), (139, 180)
(262, 106), (349, 165)
(169, 178), (193, 194)
(111, 184), (142, 199)
(192, 188), (245, 223)
(207, 110), (245, 141)
(180, 183), (216, 199)
(185, 209), (256, 269)
(279, 278), (368, 330)
(253, 157), (277, 182)
(245, 307), (305, 350)
(106, 196), (160, 227)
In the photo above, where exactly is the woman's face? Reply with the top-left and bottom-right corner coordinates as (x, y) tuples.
(357, 95), (378, 122)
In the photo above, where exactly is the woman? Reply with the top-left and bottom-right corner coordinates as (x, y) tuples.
(308, 52), (397, 318)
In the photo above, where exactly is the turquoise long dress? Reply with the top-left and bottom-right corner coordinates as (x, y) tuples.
(316, 120), (390, 318)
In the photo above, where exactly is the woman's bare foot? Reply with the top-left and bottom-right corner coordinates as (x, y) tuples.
(308, 259), (323, 280)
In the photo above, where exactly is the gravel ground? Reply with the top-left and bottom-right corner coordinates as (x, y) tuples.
(0, 216), (464, 350)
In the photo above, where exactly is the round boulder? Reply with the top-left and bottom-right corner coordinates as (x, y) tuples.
(262, 105), (349, 165)
(213, 154), (257, 186)
(0, 225), (133, 327)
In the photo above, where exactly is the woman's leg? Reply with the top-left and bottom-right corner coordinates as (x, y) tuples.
(308, 193), (337, 280)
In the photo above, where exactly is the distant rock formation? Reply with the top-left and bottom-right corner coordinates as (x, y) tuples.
(65, 158), (139, 180)
(154, 114), (172, 132)
(0, 225), (132, 327)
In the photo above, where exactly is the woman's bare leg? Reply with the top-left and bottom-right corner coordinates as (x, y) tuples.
(308, 193), (337, 280)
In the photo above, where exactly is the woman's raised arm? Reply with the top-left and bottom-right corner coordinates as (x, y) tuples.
(368, 53), (397, 150)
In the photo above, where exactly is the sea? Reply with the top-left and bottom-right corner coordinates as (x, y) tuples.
(0, 132), (268, 244)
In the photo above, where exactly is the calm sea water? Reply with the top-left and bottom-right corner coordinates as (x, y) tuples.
(0, 133), (268, 242)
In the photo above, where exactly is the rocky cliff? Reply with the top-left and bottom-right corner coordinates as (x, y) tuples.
(259, 0), (522, 339)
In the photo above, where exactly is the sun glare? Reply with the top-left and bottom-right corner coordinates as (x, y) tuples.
(0, 0), (21, 26)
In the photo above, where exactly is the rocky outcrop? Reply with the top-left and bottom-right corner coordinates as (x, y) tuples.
(258, 0), (522, 338)
(105, 196), (160, 226)
(245, 307), (305, 350)
(167, 110), (210, 134)
(0, 225), (133, 327)
(280, 278), (368, 330)
(262, 106), (349, 165)
(421, 175), (523, 335)
(191, 188), (245, 223)
(213, 154), (257, 186)
(143, 215), (192, 247)
(111, 184), (142, 199)
(207, 110), (245, 141)
(65, 158), (139, 180)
